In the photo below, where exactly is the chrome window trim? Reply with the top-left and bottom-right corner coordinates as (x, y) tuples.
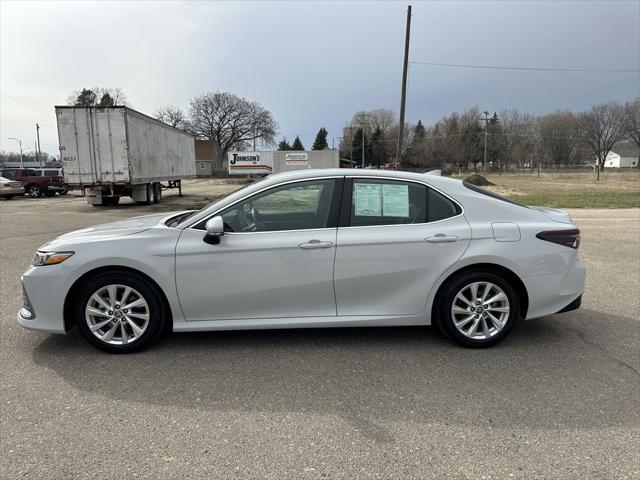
(184, 173), (464, 234)
(185, 175), (344, 232)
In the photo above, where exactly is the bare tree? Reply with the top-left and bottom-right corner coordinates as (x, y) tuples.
(621, 98), (640, 163)
(537, 111), (580, 170)
(579, 102), (624, 179)
(189, 91), (277, 161)
(155, 105), (190, 130)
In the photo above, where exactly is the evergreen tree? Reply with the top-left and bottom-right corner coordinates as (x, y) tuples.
(312, 127), (329, 150)
(278, 138), (291, 150)
(291, 135), (305, 150)
(487, 112), (507, 170)
(351, 128), (372, 167)
(98, 93), (115, 107)
(370, 126), (387, 168)
(74, 89), (97, 107)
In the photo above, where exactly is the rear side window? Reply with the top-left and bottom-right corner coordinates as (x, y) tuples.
(23, 169), (39, 177)
(1, 170), (16, 179)
(44, 170), (60, 176)
(463, 181), (529, 209)
(429, 189), (460, 221)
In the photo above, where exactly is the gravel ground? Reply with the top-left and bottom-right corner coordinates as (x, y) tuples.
(1, 185), (638, 479)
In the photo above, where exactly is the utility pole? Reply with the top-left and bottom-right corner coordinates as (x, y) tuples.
(36, 123), (42, 167)
(482, 110), (489, 172)
(395, 4), (412, 171)
(357, 113), (369, 168)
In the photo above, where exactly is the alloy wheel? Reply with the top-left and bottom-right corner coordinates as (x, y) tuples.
(450, 281), (510, 340)
(85, 284), (150, 345)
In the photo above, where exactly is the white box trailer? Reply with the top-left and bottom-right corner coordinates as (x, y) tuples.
(56, 106), (195, 206)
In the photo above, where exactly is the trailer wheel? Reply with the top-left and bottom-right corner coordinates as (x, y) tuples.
(153, 183), (161, 204)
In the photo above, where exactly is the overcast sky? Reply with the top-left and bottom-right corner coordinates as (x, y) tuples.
(1, 0), (639, 155)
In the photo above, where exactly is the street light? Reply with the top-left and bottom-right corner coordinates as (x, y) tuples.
(8, 137), (24, 167)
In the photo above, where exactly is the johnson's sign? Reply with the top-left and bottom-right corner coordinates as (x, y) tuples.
(228, 151), (273, 174)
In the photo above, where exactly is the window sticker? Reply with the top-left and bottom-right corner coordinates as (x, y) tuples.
(354, 183), (382, 216)
(382, 184), (409, 217)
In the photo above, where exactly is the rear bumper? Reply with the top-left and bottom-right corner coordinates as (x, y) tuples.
(524, 257), (586, 320)
(2, 187), (24, 195)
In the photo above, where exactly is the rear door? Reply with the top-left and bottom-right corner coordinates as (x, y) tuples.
(334, 177), (471, 316)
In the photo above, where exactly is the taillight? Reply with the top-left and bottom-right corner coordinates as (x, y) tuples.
(536, 229), (580, 249)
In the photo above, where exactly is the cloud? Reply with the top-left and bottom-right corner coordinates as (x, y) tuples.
(1, 0), (638, 155)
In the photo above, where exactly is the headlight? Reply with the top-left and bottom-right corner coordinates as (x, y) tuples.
(32, 251), (74, 266)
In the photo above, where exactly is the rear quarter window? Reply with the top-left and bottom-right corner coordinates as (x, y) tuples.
(428, 189), (461, 221)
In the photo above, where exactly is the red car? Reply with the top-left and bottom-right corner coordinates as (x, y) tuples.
(0, 168), (66, 197)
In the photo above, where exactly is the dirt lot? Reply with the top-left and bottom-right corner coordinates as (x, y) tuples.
(1, 182), (639, 479)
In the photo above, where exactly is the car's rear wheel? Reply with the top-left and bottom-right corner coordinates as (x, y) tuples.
(74, 272), (167, 353)
(436, 271), (519, 348)
(27, 184), (42, 197)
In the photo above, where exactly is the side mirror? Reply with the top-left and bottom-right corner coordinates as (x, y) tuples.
(203, 216), (224, 245)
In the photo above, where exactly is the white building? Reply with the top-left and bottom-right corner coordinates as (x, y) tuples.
(604, 142), (639, 168)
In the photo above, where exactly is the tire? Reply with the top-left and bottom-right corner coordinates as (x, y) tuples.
(44, 190), (56, 197)
(153, 183), (161, 204)
(104, 196), (120, 206)
(436, 271), (520, 348)
(27, 184), (42, 197)
(3, 195), (13, 200)
(74, 271), (167, 353)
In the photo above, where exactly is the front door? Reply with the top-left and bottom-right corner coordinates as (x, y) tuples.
(333, 177), (471, 316)
(175, 177), (342, 321)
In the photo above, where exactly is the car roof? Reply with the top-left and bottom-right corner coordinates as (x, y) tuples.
(263, 168), (461, 187)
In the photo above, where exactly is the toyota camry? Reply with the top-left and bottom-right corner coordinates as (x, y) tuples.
(18, 169), (586, 353)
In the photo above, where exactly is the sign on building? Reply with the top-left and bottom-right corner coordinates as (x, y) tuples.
(228, 151), (273, 175)
(285, 152), (308, 165)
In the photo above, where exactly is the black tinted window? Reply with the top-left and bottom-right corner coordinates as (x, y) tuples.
(23, 170), (38, 176)
(44, 170), (60, 176)
(1, 170), (16, 179)
(428, 189), (460, 221)
(350, 179), (427, 226)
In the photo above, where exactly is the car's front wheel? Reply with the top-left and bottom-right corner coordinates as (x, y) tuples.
(436, 271), (519, 348)
(74, 271), (167, 353)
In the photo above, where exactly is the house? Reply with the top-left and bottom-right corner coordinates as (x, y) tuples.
(194, 140), (223, 176)
(604, 142), (639, 168)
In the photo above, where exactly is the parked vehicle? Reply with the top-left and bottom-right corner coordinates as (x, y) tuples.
(0, 168), (65, 197)
(56, 106), (195, 206)
(18, 169), (586, 353)
(0, 175), (25, 199)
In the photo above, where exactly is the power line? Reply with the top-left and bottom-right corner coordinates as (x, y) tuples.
(409, 61), (640, 73)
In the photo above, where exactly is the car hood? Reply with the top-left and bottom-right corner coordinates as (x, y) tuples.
(40, 211), (186, 250)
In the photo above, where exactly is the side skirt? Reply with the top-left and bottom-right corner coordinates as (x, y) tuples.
(172, 314), (427, 332)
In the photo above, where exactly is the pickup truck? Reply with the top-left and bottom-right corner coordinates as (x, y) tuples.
(0, 168), (66, 197)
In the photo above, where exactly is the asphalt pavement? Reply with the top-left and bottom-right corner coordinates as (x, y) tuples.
(1, 190), (638, 479)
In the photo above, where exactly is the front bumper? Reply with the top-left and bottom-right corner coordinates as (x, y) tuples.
(17, 264), (80, 334)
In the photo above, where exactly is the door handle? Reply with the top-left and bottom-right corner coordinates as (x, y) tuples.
(298, 240), (333, 249)
(425, 234), (459, 243)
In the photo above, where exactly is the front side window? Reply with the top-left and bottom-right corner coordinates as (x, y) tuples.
(217, 179), (337, 232)
(44, 170), (60, 176)
(350, 179), (427, 226)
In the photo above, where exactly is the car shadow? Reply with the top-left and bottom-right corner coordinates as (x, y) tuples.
(32, 309), (639, 441)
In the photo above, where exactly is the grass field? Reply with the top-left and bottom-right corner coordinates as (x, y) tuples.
(454, 170), (640, 208)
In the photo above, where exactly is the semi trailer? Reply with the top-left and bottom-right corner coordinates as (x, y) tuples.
(56, 106), (195, 206)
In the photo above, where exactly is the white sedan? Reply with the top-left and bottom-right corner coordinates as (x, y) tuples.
(18, 169), (586, 353)
(1, 175), (25, 199)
